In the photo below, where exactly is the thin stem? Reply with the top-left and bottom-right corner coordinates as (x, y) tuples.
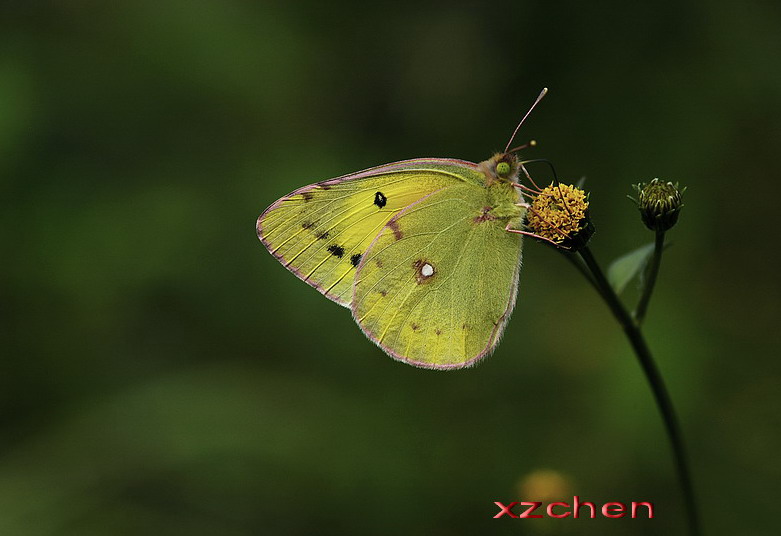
(561, 250), (600, 294)
(634, 228), (665, 324)
(577, 246), (700, 536)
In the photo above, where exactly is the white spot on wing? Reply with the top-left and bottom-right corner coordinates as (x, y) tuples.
(421, 263), (434, 277)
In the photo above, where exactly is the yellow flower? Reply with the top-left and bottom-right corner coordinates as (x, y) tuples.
(526, 183), (592, 248)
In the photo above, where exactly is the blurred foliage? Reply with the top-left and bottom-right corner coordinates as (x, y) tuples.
(1, 1), (780, 535)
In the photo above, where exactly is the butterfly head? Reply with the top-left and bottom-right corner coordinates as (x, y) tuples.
(481, 152), (521, 185)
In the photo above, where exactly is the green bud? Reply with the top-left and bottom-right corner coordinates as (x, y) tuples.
(631, 179), (685, 232)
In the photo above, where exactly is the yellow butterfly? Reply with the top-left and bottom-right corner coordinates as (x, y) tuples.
(257, 90), (549, 369)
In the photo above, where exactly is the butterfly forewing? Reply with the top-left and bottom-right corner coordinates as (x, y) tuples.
(352, 183), (523, 369)
(257, 160), (484, 306)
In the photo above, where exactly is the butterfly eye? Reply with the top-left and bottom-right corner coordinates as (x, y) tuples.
(496, 162), (511, 176)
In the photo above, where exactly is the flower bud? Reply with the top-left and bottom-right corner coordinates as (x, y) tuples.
(632, 179), (684, 232)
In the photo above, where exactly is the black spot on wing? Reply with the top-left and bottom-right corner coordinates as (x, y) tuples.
(317, 231), (330, 240)
(301, 221), (314, 229)
(350, 253), (362, 267)
(327, 245), (345, 258)
(374, 191), (387, 208)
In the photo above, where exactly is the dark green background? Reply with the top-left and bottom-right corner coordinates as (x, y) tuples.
(2, 1), (779, 535)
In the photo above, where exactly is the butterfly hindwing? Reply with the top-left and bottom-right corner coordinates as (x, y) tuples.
(351, 182), (523, 369)
(257, 160), (485, 306)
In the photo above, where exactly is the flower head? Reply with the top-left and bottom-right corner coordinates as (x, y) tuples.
(632, 179), (684, 232)
(526, 183), (593, 249)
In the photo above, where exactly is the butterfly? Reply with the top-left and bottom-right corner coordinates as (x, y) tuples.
(257, 90), (549, 369)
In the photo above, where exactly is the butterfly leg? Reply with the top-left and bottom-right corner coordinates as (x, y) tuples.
(504, 222), (572, 250)
(513, 182), (561, 201)
(512, 181), (544, 196)
(517, 163), (544, 193)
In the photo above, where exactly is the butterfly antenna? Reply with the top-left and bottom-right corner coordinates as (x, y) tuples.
(509, 139), (537, 154)
(504, 88), (548, 153)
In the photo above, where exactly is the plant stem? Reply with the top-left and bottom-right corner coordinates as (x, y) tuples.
(634, 228), (666, 325)
(561, 250), (599, 292)
(577, 246), (700, 536)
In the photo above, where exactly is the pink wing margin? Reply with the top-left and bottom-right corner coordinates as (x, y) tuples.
(256, 158), (481, 306)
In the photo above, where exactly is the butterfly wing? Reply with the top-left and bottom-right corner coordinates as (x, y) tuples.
(257, 159), (486, 306)
(352, 182), (524, 369)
